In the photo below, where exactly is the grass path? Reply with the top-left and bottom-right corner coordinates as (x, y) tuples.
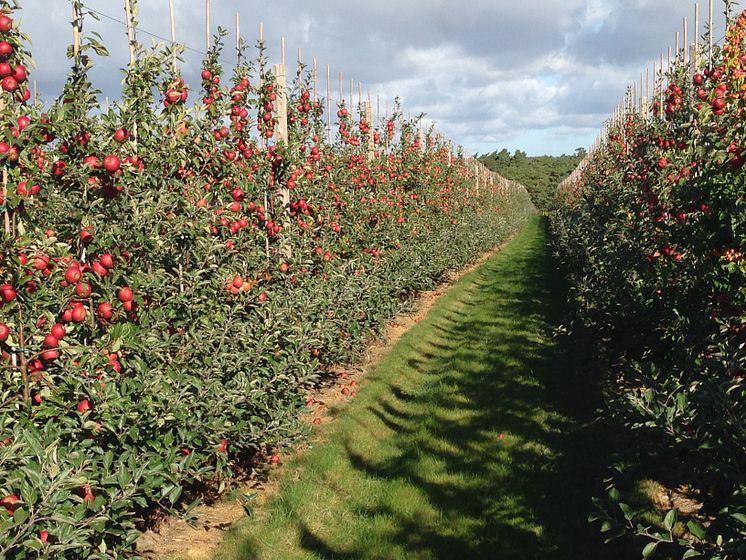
(215, 217), (635, 560)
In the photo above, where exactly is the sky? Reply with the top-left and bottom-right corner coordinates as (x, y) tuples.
(14, 1), (731, 156)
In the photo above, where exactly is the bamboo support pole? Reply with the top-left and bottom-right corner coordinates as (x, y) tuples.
(236, 13), (241, 65)
(274, 50), (291, 257)
(326, 64), (331, 142)
(709, 0), (714, 62)
(205, 0), (211, 51)
(660, 51), (665, 110)
(694, 3), (700, 69)
(72, 2), (81, 58)
(169, 0), (177, 71)
(124, 0), (136, 65)
(18, 322), (28, 402)
(274, 63), (289, 145)
(312, 58), (318, 101)
(365, 101), (374, 160)
(3, 168), (8, 234)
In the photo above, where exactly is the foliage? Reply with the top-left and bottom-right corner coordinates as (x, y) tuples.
(479, 148), (585, 211)
(0, 1), (534, 557)
(551, 9), (746, 560)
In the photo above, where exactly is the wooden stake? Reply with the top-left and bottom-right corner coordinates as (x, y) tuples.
(273, 60), (291, 258)
(124, 0), (136, 65)
(660, 51), (665, 110)
(18, 322), (28, 402)
(205, 0), (211, 51)
(236, 12), (241, 65)
(259, 22), (264, 43)
(169, 0), (177, 71)
(694, 3), (700, 69)
(312, 58), (318, 101)
(676, 31), (680, 62)
(709, 0), (714, 62)
(339, 71), (343, 103)
(274, 62), (289, 145)
(639, 72), (643, 109)
(72, 1), (81, 58)
(326, 64), (331, 142)
(281, 37), (286, 65)
(365, 101), (374, 160)
(3, 168), (8, 234)
(683, 17), (688, 66)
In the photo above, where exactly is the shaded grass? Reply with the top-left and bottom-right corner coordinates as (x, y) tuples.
(215, 216), (636, 560)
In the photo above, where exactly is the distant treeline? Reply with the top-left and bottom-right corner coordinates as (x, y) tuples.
(478, 148), (586, 211)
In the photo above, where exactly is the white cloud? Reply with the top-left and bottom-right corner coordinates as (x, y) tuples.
(13, 0), (729, 156)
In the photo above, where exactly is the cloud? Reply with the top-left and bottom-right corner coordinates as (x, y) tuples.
(13, 0), (732, 156)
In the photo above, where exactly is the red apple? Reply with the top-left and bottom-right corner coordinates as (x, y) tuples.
(42, 334), (58, 348)
(99, 253), (115, 269)
(0, 15), (13, 33)
(113, 128), (129, 143)
(97, 302), (113, 319)
(117, 287), (133, 302)
(50, 323), (66, 339)
(70, 305), (87, 323)
(103, 154), (120, 173)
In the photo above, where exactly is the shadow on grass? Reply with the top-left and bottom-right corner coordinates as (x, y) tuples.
(231, 217), (636, 559)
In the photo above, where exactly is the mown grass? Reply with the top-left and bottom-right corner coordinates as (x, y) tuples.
(213, 216), (637, 559)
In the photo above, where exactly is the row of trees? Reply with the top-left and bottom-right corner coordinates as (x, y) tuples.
(479, 148), (585, 211)
(551, 8), (746, 560)
(0, 1), (534, 557)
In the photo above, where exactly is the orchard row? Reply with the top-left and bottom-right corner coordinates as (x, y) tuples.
(0, 1), (533, 558)
(552, 9), (746, 560)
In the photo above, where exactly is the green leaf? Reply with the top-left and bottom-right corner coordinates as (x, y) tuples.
(686, 520), (706, 540)
(103, 450), (114, 472)
(682, 549), (702, 559)
(664, 509), (678, 532)
(168, 485), (182, 505)
(642, 541), (658, 559)
(12, 507), (29, 524)
(619, 502), (634, 522)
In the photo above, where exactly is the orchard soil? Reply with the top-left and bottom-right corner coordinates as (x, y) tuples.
(135, 237), (515, 560)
